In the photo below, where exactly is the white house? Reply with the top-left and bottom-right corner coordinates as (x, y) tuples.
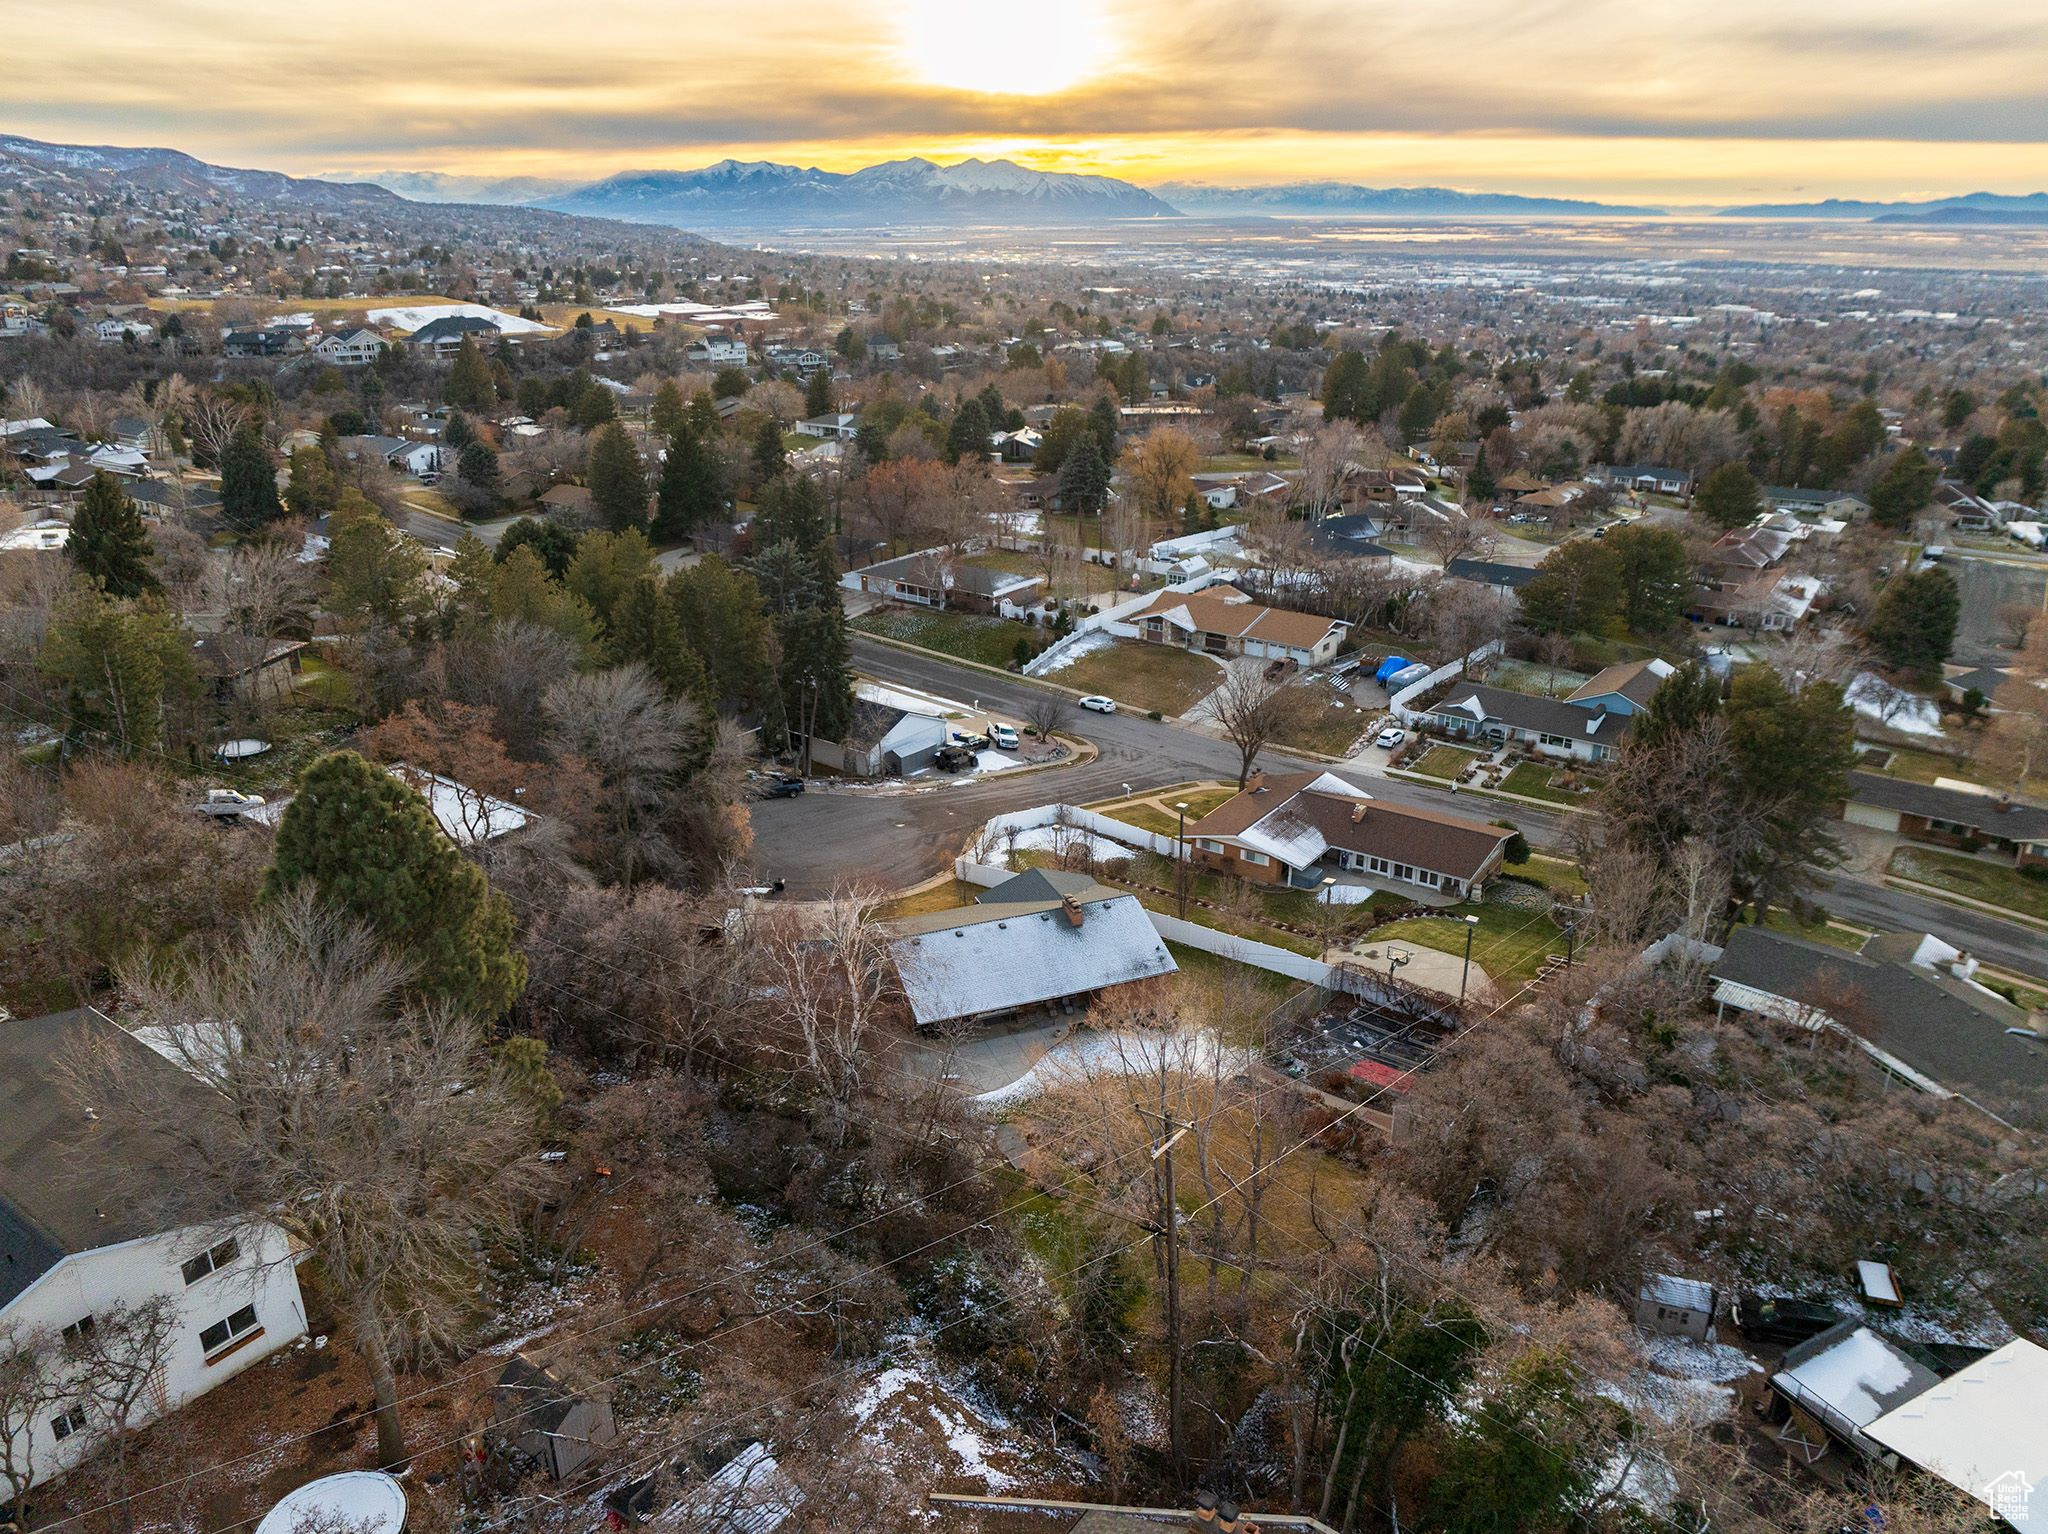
(92, 317), (154, 345)
(795, 412), (859, 440)
(685, 335), (749, 366)
(0, 1009), (309, 1490)
(314, 329), (389, 367)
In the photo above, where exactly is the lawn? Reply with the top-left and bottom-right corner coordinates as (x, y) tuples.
(1498, 761), (1594, 804)
(1891, 847), (2048, 923)
(965, 548), (1122, 595)
(1273, 692), (1372, 757)
(1410, 745), (1483, 780)
(879, 880), (982, 920)
(1861, 744), (2009, 792)
(852, 606), (1048, 670)
(1759, 908), (1871, 953)
(1052, 640), (1222, 717)
(1393, 903), (1567, 988)
(1096, 786), (1239, 838)
(1489, 659), (1589, 698)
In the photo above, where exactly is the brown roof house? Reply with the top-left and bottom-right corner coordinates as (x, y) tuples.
(1126, 584), (1348, 667)
(1185, 770), (1515, 899)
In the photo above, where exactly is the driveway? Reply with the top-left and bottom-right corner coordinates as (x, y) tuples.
(1950, 553), (2046, 670)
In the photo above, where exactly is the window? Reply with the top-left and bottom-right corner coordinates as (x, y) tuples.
(199, 1304), (259, 1356)
(60, 1315), (94, 1345)
(51, 1404), (88, 1441)
(180, 1237), (241, 1286)
(1239, 850), (1270, 867)
(1196, 839), (1225, 854)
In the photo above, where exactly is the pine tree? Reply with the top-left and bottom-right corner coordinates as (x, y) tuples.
(443, 409), (474, 451)
(1466, 444), (1497, 505)
(803, 368), (834, 419)
(1869, 450), (1939, 529)
(445, 334), (496, 411)
(457, 441), (501, 495)
(1057, 432), (1112, 515)
(263, 750), (525, 1020)
(753, 417), (788, 483)
(1866, 566), (1961, 675)
(39, 587), (196, 757)
(68, 471), (157, 597)
(219, 423), (282, 531)
(1694, 462), (1762, 530)
(586, 423), (648, 532)
(946, 397), (989, 464)
(650, 379), (688, 441)
(653, 427), (722, 541)
(777, 602), (855, 747)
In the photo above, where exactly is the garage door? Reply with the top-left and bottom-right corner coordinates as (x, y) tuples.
(1843, 802), (1901, 833)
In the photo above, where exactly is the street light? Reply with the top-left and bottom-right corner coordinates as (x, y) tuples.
(1459, 913), (1481, 1004)
(1175, 800), (1191, 918)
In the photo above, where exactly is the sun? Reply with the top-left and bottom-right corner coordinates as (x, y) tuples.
(897, 0), (1110, 95)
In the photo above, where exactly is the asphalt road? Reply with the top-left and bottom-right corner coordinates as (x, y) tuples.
(748, 640), (2048, 982)
(1950, 552), (2046, 670)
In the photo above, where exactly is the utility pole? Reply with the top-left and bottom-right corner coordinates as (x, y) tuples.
(1145, 1108), (1189, 1478)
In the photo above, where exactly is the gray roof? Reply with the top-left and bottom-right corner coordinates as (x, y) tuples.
(1446, 557), (1539, 590)
(1709, 926), (2048, 1107)
(0, 1009), (215, 1305)
(1847, 771), (2048, 842)
(1425, 682), (1632, 747)
(889, 871), (1177, 1026)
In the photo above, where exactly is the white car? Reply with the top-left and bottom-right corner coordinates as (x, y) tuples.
(1078, 695), (1117, 714)
(1374, 727), (1406, 750)
(987, 723), (1019, 750)
(196, 787), (267, 818)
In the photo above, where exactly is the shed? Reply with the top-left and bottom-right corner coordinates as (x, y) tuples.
(492, 1353), (617, 1482)
(1635, 1274), (1718, 1341)
(1769, 1323), (1940, 1463)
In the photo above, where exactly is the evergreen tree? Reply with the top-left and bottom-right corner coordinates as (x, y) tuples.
(569, 379), (618, 429)
(609, 576), (710, 703)
(564, 527), (656, 632)
(753, 416), (788, 482)
(653, 427), (722, 541)
(1724, 668), (1856, 911)
(489, 544), (599, 650)
(1518, 540), (1623, 635)
(456, 441), (501, 496)
(495, 516), (580, 577)
(39, 588), (196, 758)
(803, 368), (834, 419)
(1087, 395), (1119, 457)
(1866, 566), (1961, 676)
(1466, 444), (1497, 504)
(751, 472), (832, 556)
(442, 409), (474, 451)
(777, 602), (855, 749)
(586, 423), (648, 532)
(685, 390), (722, 439)
(1057, 432), (1112, 515)
(669, 556), (779, 719)
(263, 750), (525, 1020)
(67, 471), (157, 598)
(945, 397), (989, 464)
(284, 445), (340, 520)
(1694, 461), (1762, 530)
(1869, 449), (1939, 529)
(650, 378), (688, 441)
(219, 422), (282, 531)
(1602, 523), (1693, 633)
(445, 334), (497, 411)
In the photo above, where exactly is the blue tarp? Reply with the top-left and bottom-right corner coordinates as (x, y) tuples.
(1373, 655), (1416, 684)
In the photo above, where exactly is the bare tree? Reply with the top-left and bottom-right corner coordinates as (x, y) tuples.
(1198, 660), (1309, 787)
(1418, 509), (1493, 570)
(185, 394), (250, 467)
(1996, 601), (2038, 650)
(1022, 689), (1073, 747)
(0, 1323), (60, 1517)
(753, 887), (897, 1144)
(1293, 421), (1363, 522)
(64, 1297), (180, 1530)
(543, 663), (701, 885)
(64, 895), (546, 1469)
(1422, 582), (1514, 675)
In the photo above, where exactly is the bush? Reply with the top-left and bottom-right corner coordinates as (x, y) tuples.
(1147, 709), (1163, 721)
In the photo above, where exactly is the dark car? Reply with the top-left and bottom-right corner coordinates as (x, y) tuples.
(933, 744), (977, 772)
(760, 774), (806, 799)
(1731, 1292), (1840, 1346)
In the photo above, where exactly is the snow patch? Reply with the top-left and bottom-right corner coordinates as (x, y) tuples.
(975, 1028), (1244, 1109)
(1846, 673), (1944, 737)
(1031, 629), (1112, 674)
(991, 825), (1139, 864)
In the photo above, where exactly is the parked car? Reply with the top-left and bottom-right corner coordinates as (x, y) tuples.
(1730, 1292), (1839, 1346)
(949, 730), (990, 750)
(987, 723), (1019, 750)
(1078, 695), (1117, 714)
(1263, 657), (1298, 682)
(760, 774), (805, 799)
(1374, 727), (1406, 749)
(196, 787), (266, 819)
(933, 744), (977, 772)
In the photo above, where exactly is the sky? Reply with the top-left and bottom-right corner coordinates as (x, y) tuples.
(6, 0), (2048, 204)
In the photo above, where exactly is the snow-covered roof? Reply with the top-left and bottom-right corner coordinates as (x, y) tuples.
(1639, 1274), (1715, 1313)
(1773, 1325), (1938, 1440)
(1866, 1339), (2048, 1531)
(663, 1442), (799, 1534)
(387, 764), (530, 846)
(890, 881), (1176, 1026)
(256, 1474), (406, 1534)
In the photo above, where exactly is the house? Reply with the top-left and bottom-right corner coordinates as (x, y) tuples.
(806, 686), (950, 778)
(1310, 513), (1396, 562)
(0, 1008), (309, 1490)
(684, 334), (749, 366)
(313, 329), (388, 367)
(764, 344), (828, 374)
(189, 634), (307, 702)
(1183, 770), (1515, 899)
(887, 868), (1178, 1028)
(1126, 585), (1349, 667)
(1935, 480), (2002, 532)
(1189, 475), (1239, 511)
(1765, 485), (1870, 519)
(107, 415), (152, 452)
(0, 518), (71, 553)
(1564, 658), (1676, 716)
(1706, 925), (2048, 1107)
(221, 328), (302, 358)
(1635, 1275), (1718, 1342)
(1840, 771), (2048, 869)
(1418, 683), (1634, 763)
(1769, 1323), (1940, 1463)
(1445, 558), (1539, 598)
(491, 1352), (617, 1482)
(538, 483), (595, 519)
(851, 550), (1045, 615)
(795, 411), (859, 440)
(1587, 463), (1694, 496)
(1865, 1338), (2048, 1527)
(338, 434), (445, 480)
(408, 314), (499, 359)
(993, 428), (1041, 462)
(1688, 525), (1812, 630)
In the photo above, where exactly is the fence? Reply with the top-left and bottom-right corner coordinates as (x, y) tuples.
(1389, 639), (1506, 726)
(963, 803), (1185, 862)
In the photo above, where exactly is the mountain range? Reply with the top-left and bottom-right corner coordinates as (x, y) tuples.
(535, 157), (1179, 226)
(1717, 191), (2048, 224)
(1152, 181), (1663, 217)
(0, 133), (402, 211)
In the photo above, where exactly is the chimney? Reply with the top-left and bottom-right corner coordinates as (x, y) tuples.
(1216, 1503), (1241, 1534)
(1351, 801), (1367, 824)
(1187, 1491), (1219, 1531)
(1061, 894), (1085, 928)
(1247, 771), (1267, 794)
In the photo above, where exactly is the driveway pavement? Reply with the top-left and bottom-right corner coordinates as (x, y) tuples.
(1951, 552), (2046, 670)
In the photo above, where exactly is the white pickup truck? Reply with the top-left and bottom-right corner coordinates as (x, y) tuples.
(196, 787), (267, 819)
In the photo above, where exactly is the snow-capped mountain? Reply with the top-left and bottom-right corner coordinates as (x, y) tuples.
(539, 157), (1180, 227)
(0, 133), (402, 210)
